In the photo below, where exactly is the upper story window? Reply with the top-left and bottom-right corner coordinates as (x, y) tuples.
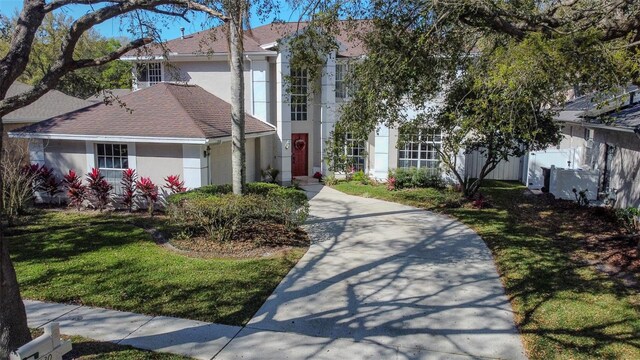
(136, 62), (162, 85)
(398, 131), (442, 170)
(290, 69), (308, 121)
(335, 62), (352, 99)
(97, 143), (129, 192)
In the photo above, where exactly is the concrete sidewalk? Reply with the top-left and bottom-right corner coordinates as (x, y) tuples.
(26, 184), (526, 360)
(24, 300), (240, 360)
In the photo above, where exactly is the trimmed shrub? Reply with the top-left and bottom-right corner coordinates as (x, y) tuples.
(246, 182), (280, 195)
(167, 183), (310, 241)
(390, 167), (444, 190)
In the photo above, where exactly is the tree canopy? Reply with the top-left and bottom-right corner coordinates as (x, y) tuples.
(1, 13), (132, 99)
(313, 0), (639, 195)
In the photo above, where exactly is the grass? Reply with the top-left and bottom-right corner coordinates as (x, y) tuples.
(333, 180), (640, 359)
(332, 181), (463, 208)
(30, 329), (188, 360)
(9, 211), (306, 326)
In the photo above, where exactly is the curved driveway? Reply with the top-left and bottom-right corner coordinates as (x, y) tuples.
(218, 184), (526, 359)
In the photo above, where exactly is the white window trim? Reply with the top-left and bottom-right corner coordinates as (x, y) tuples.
(335, 61), (351, 100)
(134, 62), (164, 89)
(290, 68), (308, 121)
(398, 131), (443, 169)
(344, 133), (366, 172)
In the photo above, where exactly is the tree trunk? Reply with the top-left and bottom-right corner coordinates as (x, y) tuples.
(228, 15), (246, 195)
(0, 121), (31, 358)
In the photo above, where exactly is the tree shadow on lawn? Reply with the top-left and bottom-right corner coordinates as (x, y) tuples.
(6, 211), (146, 263)
(451, 181), (640, 357)
(9, 211), (301, 326)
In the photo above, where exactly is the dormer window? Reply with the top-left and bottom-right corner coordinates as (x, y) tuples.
(136, 62), (162, 85)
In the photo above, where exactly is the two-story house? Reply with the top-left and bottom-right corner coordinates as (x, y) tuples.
(9, 22), (526, 191)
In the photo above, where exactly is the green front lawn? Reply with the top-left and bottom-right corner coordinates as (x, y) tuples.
(9, 211), (305, 326)
(333, 181), (640, 359)
(30, 329), (188, 360)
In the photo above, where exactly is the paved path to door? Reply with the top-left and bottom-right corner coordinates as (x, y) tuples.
(218, 184), (526, 359)
(25, 184), (526, 359)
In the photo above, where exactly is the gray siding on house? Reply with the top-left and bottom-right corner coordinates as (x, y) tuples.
(595, 129), (640, 208)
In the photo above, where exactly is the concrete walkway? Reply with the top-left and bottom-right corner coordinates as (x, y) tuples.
(25, 184), (526, 359)
(24, 300), (241, 359)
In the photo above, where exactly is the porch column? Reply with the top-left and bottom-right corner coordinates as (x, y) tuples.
(320, 50), (337, 175)
(182, 144), (208, 189)
(276, 48), (292, 184)
(374, 125), (390, 180)
(251, 58), (270, 122)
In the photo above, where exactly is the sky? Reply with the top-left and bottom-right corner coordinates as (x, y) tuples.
(0, 0), (301, 41)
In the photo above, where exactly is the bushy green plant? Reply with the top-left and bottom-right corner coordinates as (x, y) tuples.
(247, 182), (280, 195)
(352, 170), (370, 185)
(615, 207), (640, 234)
(167, 183), (310, 241)
(390, 167), (443, 189)
(323, 174), (338, 186)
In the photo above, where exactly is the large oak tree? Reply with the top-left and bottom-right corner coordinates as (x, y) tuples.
(0, 0), (280, 356)
(304, 1), (640, 195)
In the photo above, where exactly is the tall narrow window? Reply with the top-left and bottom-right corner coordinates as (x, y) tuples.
(290, 69), (308, 121)
(136, 62), (162, 85)
(398, 131), (442, 171)
(97, 143), (129, 192)
(335, 63), (347, 99)
(345, 133), (366, 172)
(335, 62), (352, 99)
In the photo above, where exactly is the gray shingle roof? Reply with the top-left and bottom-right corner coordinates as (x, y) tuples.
(2, 82), (93, 123)
(11, 83), (275, 140)
(555, 86), (640, 131)
(125, 21), (369, 58)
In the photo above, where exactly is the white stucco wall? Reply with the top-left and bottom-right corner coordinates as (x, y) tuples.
(209, 138), (258, 185)
(171, 60), (253, 111)
(135, 143), (184, 186)
(42, 140), (88, 177)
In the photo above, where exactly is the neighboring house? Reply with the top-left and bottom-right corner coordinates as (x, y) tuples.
(9, 22), (524, 190)
(525, 88), (640, 208)
(2, 82), (93, 152)
(10, 83), (275, 189)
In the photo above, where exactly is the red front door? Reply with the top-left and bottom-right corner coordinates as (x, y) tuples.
(291, 133), (308, 177)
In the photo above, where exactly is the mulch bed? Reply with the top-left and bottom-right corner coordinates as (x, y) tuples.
(170, 222), (310, 259)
